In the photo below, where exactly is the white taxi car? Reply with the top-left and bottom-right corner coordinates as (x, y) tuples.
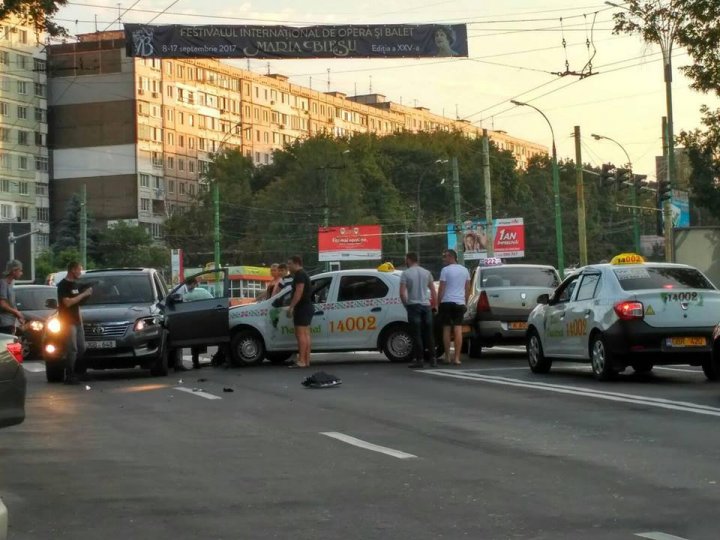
(526, 253), (720, 381)
(228, 267), (414, 365)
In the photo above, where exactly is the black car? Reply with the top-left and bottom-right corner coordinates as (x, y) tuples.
(42, 268), (231, 382)
(15, 285), (58, 360)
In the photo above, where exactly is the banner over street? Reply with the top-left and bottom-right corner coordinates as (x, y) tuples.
(125, 23), (468, 59)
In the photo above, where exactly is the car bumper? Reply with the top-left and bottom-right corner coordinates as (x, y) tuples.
(474, 320), (530, 346)
(43, 327), (163, 369)
(604, 321), (713, 363)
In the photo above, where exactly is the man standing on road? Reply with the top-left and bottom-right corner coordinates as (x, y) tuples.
(0, 260), (24, 336)
(438, 249), (470, 365)
(57, 262), (92, 385)
(400, 252), (438, 369)
(287, 255), (313, 368)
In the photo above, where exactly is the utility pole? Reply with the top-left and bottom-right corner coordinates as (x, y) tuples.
(662, 116), (673, 262)
(574, 126), (588, 266)
(323, 167), (329, 228)
(451, 156), (463, 265)
(80, 184), (87, 268)
(482, 129), (494, 257)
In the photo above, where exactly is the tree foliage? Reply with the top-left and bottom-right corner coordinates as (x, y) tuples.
(0, 0), (68, 36)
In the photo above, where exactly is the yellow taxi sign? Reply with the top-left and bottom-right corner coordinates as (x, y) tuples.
(377, 262), (395, 272)
(611, 253), (645, 265)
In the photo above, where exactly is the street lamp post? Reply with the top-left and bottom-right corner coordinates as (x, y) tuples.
(591, 133), (641, 253)
(511, 100), (565, 276)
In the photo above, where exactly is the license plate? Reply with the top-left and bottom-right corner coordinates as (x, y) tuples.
(86, 340), (116, 349)
(666, 337), (706, 348)
(509, 322), (528, 330)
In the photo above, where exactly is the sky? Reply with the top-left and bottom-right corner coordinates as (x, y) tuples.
(53, 0), (720, 181)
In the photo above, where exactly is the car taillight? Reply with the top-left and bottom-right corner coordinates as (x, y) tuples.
(478, 291), (491, 313)
(614, 301), (644, 321)
(7, 342), (23, 364)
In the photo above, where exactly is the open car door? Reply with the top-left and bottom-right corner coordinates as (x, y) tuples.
(165, 268), (230, 348)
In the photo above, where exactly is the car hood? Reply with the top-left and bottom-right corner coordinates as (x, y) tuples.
(21, 309), (54, 321)
(80, 304), (159, 324)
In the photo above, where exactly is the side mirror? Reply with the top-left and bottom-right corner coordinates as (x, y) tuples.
(536, 293), (550, 305)
(167, 292), (183, 305)
(45, 298), (58, 309)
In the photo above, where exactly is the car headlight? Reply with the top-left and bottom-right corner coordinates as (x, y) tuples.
(134, 316), (159, 332)
(47, 317), (62, 334)
(28, 320), (44, 332)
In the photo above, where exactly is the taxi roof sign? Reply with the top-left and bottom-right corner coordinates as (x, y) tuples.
(377, 262), (395, 272)
(611, 253), (645, 265)
(479, 257), (503, 267)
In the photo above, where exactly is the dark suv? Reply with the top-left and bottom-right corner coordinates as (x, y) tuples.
(42, 268), (231, 382)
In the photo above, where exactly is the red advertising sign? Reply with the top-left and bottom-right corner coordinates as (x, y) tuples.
(492, 219), (525, 258)
(318, 225), (382, 261)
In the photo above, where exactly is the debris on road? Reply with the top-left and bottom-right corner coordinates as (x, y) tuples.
(302, 372), (342, 389)
(222, 387), (234, 393)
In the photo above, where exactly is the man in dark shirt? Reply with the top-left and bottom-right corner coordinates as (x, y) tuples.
(287, 255), (313, 368)
(57, 261), (93, 385)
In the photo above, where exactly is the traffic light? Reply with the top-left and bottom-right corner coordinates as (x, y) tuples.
(633, 174), (648, 189)
(600, 163), (615, 187)
(658, 180), (672, 201)
(615, 168), (631, 190)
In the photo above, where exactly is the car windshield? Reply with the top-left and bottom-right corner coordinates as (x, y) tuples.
(15, 288), (56, 311)
(78, 274), (155, 305)
(480, 267), (560, 288)
(614, 266), (715, 291)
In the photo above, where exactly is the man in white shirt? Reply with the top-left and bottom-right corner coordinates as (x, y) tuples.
(437, 249), (470, 365)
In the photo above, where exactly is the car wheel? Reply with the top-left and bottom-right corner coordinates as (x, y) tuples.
(702, 352), (720, 381)
(150, 341), (169, 377)
(527, 330), (552, 374)
(590, 333), (617, 381)
(467, 337), (483, 359)
(381, 324), (414, 363)
(231, 330), (265, 366)
(631, 363), (654, 374)
(265, 351), (293, 365)
(46, 362), (64, 383)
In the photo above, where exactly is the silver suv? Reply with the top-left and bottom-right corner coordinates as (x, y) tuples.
(464, 262), (560, 357)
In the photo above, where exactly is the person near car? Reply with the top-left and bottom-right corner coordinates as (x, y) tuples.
(57, 261), (92, 385)
(400, 252), (438, 369)
(438, 249), (470, 365)
(272, 263), (292, 297)
(265, 263), (281, 299)
(0, 260), (24, 336)
(287, 255), (313, 368)
(177, 276), (214, 371)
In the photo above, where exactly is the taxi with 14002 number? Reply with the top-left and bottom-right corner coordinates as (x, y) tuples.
(228, 267), (414, 366)
(526, 253), (720, 381)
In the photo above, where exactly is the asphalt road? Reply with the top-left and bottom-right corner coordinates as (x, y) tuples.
(4, 347), (720, 540)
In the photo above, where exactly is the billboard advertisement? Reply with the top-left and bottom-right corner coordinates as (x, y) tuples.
(125, 23), (468, 59)
(671, 189), (690, 228)
(318, 225), (382, 262)
(170, 249), (184, 286)
(447, 218), (525, 260)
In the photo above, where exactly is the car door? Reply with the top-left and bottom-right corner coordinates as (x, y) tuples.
(324, 274), (391, 349)
(563, 272), (602, 358)
(542, 274), (581, 356)
(165, 269), (230, 348)
(266, 276), (333, 351)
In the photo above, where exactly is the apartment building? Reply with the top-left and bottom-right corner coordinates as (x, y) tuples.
(0, 18), (50, 254)
(48, 31), (547, 237)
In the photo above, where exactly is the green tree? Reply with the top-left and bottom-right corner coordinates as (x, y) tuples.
(95, 222), (168, 269)
(0, 0), (68, 36)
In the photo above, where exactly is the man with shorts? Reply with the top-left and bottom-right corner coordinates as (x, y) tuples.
(438, 249), (470, 365)
(287, 255), (313, 368)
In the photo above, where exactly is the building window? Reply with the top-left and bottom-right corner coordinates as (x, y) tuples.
(178, 159), (184, 171)
(178, 135), (184, 148)
(0, 204), (12, 219)
(150, 223), (161, 238)
(0, 102), (8, 116)
(34, 108), (46, 122)
(17, 106), (27, 119)
(140, 173), (150, 187)
(18, 30), (27, 44)
(167, 132), (174, 145)
(17, 156), (28, 170)
(179, 182), (186, 195)
(36, 207), (49, 221)
(165, 61), (173, 75)
(0, 180), (9, 192)
(34, 132), (45, 146)
(0, 153), (9, 169)
(18, 182), (28, 195)
(168, 180), (175, 193)
(17, 81), (27, 95)
(166, 156), (174, 169)
(0, 128), (8, 142)
(0, 52), (8, 65)
(34, 83), (45, 97)
(188, 137), (195, 149)
(152, 152), (163, 168)
(35, 183), (47, 195)
(188, 160), (195, 173)
(153, 176), (162, 189)
(140, 198), (150, 211)
(18, 207), (29, 220)
(33, 58), (46, 72)
(35, 156), (49, 171)
(17, 131), (28, 145)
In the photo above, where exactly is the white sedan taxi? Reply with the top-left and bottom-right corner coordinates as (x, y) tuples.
(228, 267), (414, 365)
(526, 253), (720, 380)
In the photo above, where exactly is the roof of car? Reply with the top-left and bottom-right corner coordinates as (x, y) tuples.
(586, 262), (698, 271)
(312, 268), (402, 279)
(15, 284), (55, 289)
(478, 263), (557, 270)
(84, 268), (154, 274)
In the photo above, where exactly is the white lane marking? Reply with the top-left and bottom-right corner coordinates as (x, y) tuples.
(320, 432), (417, 459)
(655, 366), (703, 374)
(635, 532), (689, 540)
(173, 387), (222, 400)
(22, 363), (45, 373)
(466, 367), (529, 372)
(423, 370), (720, 418)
